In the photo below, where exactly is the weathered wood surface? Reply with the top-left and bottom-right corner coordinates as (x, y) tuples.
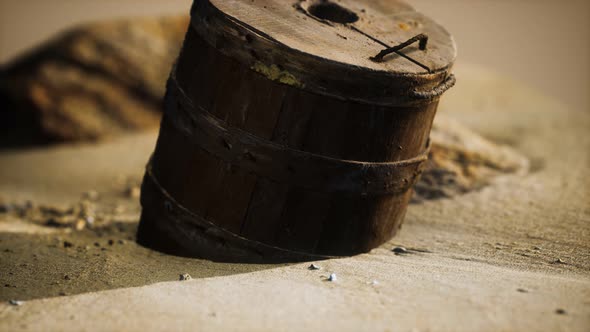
(191, 0), (456, 106)
(137, 0), (459, 261)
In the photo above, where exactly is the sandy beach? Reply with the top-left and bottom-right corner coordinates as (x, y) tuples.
(0, 64), (588, 331)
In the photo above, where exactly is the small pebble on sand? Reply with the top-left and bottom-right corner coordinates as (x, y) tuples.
(553, 258), (566, 264)
(74, 218), (86, 231)
(127, 186), (141, 199)
(8, 299), (23, 306)
(85, 216), (95, 226)
(328, 273), (337, 282)
(392, 246), (408, 255)
(308, 264), (321, 270)
(555, 308), (566, 315)
(516, 288), (528, 293)
(179, 273), (192, 281)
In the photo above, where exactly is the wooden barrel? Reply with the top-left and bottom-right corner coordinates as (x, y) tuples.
(137, 0), (456, 262)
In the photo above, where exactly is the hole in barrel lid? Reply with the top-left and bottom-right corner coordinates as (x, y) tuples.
(306, 0), (359, 24)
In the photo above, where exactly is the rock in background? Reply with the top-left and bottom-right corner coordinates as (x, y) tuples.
(414, 116), (529, 202)
(0, 15), (189, 145)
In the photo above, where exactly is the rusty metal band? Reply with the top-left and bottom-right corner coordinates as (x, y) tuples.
(143, 159), (334, 261)
(164, 74), (429, 196)
(411, 74), (456, 99)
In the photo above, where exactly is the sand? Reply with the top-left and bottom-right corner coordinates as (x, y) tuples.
(0, 64), (589, 331)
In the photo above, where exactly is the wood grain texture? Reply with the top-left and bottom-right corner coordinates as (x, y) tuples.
(208, 0), (455, 73)
(190, 0), (455, 106)
(138, 0), (456, 261)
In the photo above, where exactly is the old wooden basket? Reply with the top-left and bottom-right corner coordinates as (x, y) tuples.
(137, 0), (456, 262)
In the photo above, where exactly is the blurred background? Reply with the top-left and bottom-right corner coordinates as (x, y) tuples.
(1, 0), (589, 113)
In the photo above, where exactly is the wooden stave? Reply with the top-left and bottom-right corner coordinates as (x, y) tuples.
(138, 22), (442, 258)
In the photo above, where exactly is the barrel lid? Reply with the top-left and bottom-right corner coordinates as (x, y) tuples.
(190, 0), (457, 105)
